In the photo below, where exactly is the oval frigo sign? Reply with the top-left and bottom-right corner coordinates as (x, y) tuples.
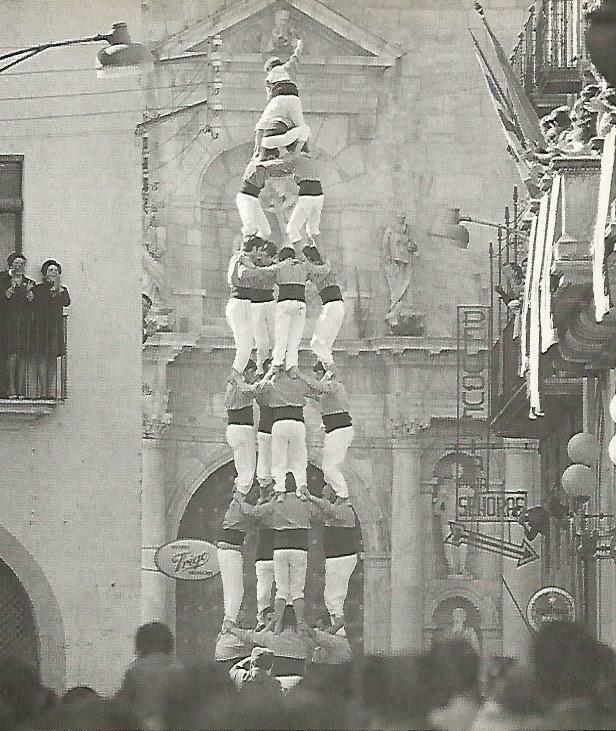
(154, 539), (220, 581)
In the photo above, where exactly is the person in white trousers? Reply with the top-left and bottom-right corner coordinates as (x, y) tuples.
(217, 495), (251, 631)
(297, 362), (354, 499)
(265, 247), (329, 376)
(258, 369), (313, 498)
(225, 359), (258, 495)
(226, 240), (260, 376)
(250, 241), (278, 375)
(236, 135), (295, 240)
(309, 489), (360, 635)
(287, 152), (324, 247)
(236, 483), (320, 634)
(304, 244), (345, 369)
(256, 357), (274, 501)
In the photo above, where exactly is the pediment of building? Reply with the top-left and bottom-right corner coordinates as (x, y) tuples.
(157, 0), (403, 67)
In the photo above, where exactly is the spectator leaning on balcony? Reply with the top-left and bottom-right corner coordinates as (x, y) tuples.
(0, 252), (35, 398)
(33, 259), (70, 399)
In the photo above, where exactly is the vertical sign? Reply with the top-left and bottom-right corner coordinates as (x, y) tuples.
(457, 306), (490, 420)
(456, 305), (491, 518)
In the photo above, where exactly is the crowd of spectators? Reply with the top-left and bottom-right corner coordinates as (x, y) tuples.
(2, 619), (616, 730)
(0, 252), (70, 399)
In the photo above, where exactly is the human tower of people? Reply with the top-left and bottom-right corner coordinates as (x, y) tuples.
(215, 38), (359, 665)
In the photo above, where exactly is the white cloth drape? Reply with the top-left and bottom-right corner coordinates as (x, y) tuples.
(593, 127), (616, 323)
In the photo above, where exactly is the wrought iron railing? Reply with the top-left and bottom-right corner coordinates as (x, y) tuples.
(0, 314), (67, 400)
(510, 0), (588, 95)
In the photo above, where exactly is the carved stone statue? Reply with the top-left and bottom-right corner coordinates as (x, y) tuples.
(448, 607), (480, 653)
(383, 214), (418, 330)
(262, 8), (297, 59)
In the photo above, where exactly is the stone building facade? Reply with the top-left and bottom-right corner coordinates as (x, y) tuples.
(141, 0), (534, 662)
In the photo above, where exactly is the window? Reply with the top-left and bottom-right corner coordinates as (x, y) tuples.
(0, 156), (23, 265)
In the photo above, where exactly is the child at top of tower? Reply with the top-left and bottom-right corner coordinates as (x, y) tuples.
(254, 37), (310, 155)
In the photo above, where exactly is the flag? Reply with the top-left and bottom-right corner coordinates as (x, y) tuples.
(475, 2), (545, 149)
(593, 126), (616, 322)
(470, 31), (538, 192)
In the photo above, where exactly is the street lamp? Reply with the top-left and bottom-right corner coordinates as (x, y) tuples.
(0, 22), (153, 76)
(430, 207), (529, 248)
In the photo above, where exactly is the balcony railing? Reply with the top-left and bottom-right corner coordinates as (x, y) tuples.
(0, 314), (67, 400)
(511, 0), (587, 97)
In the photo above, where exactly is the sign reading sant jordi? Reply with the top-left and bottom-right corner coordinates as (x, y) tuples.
(154, 539), (220, 581)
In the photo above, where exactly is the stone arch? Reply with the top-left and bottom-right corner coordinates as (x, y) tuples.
(0, 525), (66, 692)
(196, 137), (385, 335)
(425, 586), (499, 630)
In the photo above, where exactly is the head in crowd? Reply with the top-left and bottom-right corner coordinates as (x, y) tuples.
(250, 647), (275, 674)
(7, 252), (26, 274)
(61, 686), (100, 706)
(358, 653), (439, 728)
(134, 621), (174, 658)
(429, 638), (480, 704)
(531, 620), (600, 705)
(41, 259), (62, 281)
(141, 293), (153, 320)
(0, 656), (54, 730)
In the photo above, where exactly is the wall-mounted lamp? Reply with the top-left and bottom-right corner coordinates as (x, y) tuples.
(430, 207), (529, 249)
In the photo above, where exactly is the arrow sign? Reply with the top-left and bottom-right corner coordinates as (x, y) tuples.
(445, 521), (539, 567)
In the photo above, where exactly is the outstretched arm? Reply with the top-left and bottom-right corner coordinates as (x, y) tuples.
(295, 369), (333, 395)
(285, 38), (303, 79)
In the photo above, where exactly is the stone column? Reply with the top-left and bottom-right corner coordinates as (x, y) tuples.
(502, 438), (542, 658)
(390, 437), (424, 652)
(364, 555), (392, 654)
(141, 419), (170, 624)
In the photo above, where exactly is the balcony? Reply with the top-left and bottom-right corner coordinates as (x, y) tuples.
(0, 314), (67, 422)
(511, 0), (587, 113)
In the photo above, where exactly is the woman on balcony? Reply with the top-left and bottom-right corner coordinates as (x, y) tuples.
(33, 259), (70, 399)
(0, 252), (35, 398)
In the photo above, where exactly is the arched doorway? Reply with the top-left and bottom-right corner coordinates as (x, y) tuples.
(0, 559), (39, 669)
(176, 461), (364, 665)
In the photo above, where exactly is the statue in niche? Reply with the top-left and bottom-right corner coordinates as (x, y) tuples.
(262, 8), (299, 59)
(447, 607), (481, 654)
(383, 214), (419, 334)
(433, 463), (475, 577)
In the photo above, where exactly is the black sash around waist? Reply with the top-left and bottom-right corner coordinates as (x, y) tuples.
(271, 405), (304, 424)
(256, 528), (275, 561)
(217, 527), (246, 546)
(298, 179), (323, 196)
(250, 288), (274, 303)
(322, 411), (352, 433)
(324, 526), (360, 558)
(320, 285), (343, 305)
(227, 406), (254, 426)
(270, 81), (299, 97)
(232, 287), (253, 301)
(240, 180), (262, 198)
(278, 283), (305, 302)
(258, 406), (273, 434)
